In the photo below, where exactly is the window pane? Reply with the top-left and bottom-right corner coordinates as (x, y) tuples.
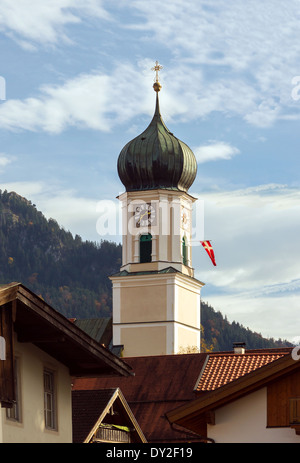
(44, 370), (56, 430)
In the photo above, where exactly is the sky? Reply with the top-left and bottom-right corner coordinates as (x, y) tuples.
(0, 0), (299, 344)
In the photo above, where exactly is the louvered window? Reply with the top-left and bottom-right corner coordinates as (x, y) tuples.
(290, 398), (300, 424)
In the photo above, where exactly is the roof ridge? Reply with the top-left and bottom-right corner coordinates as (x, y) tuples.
(196, 350), (291, 392)
(209, 351), (288, 357)
(209, 348), (292, 356)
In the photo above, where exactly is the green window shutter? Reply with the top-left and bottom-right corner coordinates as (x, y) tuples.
(182, 236), (187, 266)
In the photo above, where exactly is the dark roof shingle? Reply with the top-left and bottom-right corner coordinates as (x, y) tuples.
(73, 353), (208, 442)
(72, 389), (116, 443)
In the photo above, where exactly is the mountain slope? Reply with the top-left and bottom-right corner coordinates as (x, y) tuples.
(0, 189), (293, 350)
(0, 189), (121, 318)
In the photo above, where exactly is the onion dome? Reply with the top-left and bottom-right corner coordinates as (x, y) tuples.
(117, 78), (197, 193)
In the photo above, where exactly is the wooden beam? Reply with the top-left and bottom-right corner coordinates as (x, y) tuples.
(17, 334), (66, 343)
(0, 284), (19, 307)
(205, 411), (215, 425)
(0, 302), (15, 407)
(291, 425), (300, 435)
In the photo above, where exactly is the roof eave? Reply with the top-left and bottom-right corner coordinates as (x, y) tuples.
(0, 283), (133, 378)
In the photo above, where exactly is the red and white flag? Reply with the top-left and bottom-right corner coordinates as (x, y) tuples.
(200, 240), (217, 266)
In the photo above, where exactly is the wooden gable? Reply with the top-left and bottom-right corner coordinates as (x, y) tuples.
(0, 302), (15, 406)
(72, 388), (147, 443)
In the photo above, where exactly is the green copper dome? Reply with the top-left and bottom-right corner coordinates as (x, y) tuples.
(117, 91), (197, 193)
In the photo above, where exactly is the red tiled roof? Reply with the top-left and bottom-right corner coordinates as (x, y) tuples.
(197, 349), (291, 392)
(166, 349), (298, 432)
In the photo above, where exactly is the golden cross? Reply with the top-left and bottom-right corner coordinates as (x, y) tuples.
(151, 61), (163, 83)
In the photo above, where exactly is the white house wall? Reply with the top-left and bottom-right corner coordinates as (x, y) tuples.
(0, 336), (72, 443)
(207, 387), (300, 443)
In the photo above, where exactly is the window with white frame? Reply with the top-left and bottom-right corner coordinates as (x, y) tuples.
(44, 369), (57, 430)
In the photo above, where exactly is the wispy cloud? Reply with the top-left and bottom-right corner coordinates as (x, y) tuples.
(207, 291), (300, 341)
(0, 62), (153, 133)
(194, 141), (240, 163)
(195, 183), (300, 289)
(0, 152), (13, 171)
(0, 0), (111, 49)
(1, 0), (300, 132)
(126, 0), (300, 127)
(194, 183), (300, 341)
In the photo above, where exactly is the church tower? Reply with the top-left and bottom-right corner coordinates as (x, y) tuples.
(110, 63), (204, 357)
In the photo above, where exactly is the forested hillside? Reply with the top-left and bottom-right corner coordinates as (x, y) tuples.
(0, 190), (293, 351)
(0, 189), (121, 318)
(200, 302), (291, 351)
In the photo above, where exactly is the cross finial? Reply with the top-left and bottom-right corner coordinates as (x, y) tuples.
(152, 61), (163, 82)
(151, 61), (163, 92)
